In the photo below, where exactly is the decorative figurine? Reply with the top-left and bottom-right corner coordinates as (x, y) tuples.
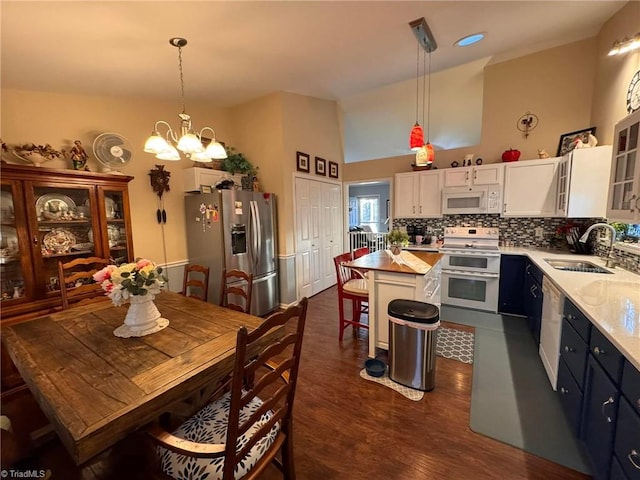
(537, 148), (550, 159)
(69, 140), (90, 171)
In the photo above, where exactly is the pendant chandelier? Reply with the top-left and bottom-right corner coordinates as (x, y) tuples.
(144, 38), (227, 162)
(408, 18), (437, 164)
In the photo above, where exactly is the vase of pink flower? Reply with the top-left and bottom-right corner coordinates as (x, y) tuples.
(93, 258), (169, 337)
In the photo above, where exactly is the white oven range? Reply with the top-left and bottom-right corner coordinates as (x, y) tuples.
(440, 227), (501, 312)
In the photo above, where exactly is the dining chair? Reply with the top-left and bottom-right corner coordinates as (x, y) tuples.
(147, 297), (309, 480)
(181, 264), (210, 302)
(219, 269), (253, 314)
(333, 252), (369, 341)
(352, 246), (369, 260)
(57, 257), (111, 310)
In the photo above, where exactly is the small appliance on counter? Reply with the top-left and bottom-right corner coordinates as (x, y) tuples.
(406, 225), (416, 244)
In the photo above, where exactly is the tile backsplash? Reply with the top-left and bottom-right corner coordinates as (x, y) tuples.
(393, 214), (640, 274)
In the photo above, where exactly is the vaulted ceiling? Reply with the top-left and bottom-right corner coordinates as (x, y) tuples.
(1, 1), (626, 107)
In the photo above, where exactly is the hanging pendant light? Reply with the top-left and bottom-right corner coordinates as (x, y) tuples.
(409, 42), (424, 150)
(144, 38), (227, 162)
(409, 18), (437, 164)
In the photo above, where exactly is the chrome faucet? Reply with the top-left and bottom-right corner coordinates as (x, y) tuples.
(579, 223), (618, 267)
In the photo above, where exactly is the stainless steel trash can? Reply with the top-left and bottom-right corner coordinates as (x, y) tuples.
(388, 299), (440, 391)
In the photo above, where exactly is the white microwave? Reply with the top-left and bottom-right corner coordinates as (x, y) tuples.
(442, 185), (502, 215)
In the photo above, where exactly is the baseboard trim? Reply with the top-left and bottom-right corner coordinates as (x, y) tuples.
(279, 301), (298, 309)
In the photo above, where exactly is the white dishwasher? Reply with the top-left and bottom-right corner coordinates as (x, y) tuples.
(539, 276), (564, 390)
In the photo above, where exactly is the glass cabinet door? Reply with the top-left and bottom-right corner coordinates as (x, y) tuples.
(31, 184), (99, 297)
(608, 112), (639, 221)
(100, 187), (132, 265)
(0, 181), (30, 303)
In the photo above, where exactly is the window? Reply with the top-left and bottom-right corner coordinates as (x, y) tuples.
(357, 195), (379, 230)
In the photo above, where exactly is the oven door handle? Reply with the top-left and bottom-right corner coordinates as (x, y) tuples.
(442, 270), (500, 279)
(442, 251), (501, 257)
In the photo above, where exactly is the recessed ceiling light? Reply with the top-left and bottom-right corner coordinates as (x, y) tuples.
(455, 33), (485, 47)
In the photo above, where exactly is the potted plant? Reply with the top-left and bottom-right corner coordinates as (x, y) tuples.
(220, 147), (259, 190)
(386, 229), (409, 255)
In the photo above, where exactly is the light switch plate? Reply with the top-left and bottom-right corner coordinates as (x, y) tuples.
(534, 227), (544, 239)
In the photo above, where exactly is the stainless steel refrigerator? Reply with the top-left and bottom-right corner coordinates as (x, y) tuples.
(184, 190), (278, 316)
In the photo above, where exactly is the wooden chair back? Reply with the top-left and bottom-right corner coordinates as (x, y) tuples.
(352, 247), (369, 259)
(182, 264), (210, 302)
(147, 298), (309, 480)
(333, 252), (355, 292)
(57, 257), (111, 310)
(219, 269), (253, 313)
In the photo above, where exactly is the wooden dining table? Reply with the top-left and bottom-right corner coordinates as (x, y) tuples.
(1, 291), (282, 465)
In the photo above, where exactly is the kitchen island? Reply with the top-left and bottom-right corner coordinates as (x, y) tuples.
(347, 250), (443, 358)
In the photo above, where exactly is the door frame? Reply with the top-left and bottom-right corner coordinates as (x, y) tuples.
(343, 177), (393, 252)
(292, 172), (343, 300)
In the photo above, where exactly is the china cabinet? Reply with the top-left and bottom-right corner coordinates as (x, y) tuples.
(0, 163), (134, 321)
(607, 109), (640, 222)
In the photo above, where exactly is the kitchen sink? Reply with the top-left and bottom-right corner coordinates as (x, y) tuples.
(544, 259), (612, 274)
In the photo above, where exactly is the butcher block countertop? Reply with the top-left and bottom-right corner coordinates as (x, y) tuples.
(347, 250), (443, 275)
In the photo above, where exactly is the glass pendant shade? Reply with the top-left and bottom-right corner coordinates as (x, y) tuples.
(425, 142), (435, 163)
(144, 134), (171, 154)
(410, 123), (424, 151)
(190, 151), (213, 163)
(177, 132), (204, 154)
(156, 144), (181, 161)
(204, 141), (228, 159)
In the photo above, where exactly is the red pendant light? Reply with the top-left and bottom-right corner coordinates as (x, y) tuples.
(409, 41), (423, 151)
(410, 123), (424, 150)
(425, 142), (435, 164)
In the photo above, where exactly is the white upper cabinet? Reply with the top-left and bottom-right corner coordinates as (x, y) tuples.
(394, 170), (443, 218)
(503, 158), (560, 217)
(607, 110), (640, 223)
(443, 163), (504, 188)
(555, 146), (613, 218)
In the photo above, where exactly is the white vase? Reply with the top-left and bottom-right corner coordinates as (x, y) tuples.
(124, 295), (161, 331)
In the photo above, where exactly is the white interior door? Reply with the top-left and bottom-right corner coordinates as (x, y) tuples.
(321, 182), (343, 289)
(309, 180), (322, 295)
(295, 176), (342, 298)
(295, 177), (313, 298)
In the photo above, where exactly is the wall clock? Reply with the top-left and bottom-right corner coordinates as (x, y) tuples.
(627, 69), (640, 114)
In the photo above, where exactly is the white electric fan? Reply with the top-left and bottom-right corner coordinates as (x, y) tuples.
(92, 132), (133, 174)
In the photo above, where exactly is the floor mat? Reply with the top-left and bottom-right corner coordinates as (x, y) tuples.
(436, 327), (474, 364)
(470, 323), (591, 474)
(359, 369), (424, 401)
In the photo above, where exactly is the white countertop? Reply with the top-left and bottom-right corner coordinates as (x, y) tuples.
(500, 247), (640, 371)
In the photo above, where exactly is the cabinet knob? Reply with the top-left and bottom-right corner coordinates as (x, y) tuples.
(601, 396), (615, 422)
(593, 346), (605, 355)
(32, 235), (39, 245)
(567, 314), (573, 320)
(563, 346), (574, 353)
(560, 387), (568, 395)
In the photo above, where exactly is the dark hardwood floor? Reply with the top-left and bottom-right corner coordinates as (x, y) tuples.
(3, 286), (589, 479)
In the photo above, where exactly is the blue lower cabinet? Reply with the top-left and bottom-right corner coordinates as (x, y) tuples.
(498, 255), (525, 315)
(582, 355), (620, 480)
(613, 396), (640, 480)
(557, 357), (583, 436)
(560, 318), (589, 389)
(621, 360), (640, 417)
(610, 455), (631, 480)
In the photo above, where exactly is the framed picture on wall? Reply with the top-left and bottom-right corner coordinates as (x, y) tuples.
(328, 161), (339, 179)
(556, 127), (597, 157)
(315, 157), (327, 176)
(296, 151), (310, 173)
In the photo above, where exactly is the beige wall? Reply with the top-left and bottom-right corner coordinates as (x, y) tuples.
(590, 1), (640, 143)
(344, 37), (598, 181)
(1, 89), (233, 264)
(227, 92), (342, 256)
